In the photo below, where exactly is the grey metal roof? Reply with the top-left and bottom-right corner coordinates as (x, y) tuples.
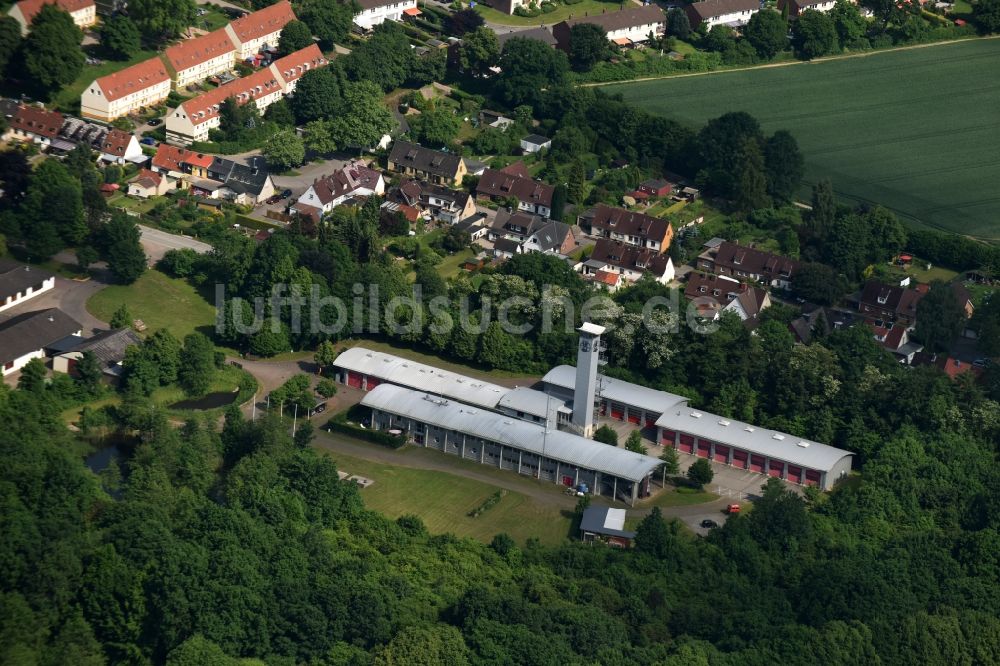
(333, 347), (510, 410)
(655, 408), (853, 472)
(61, 328), (143, 366)
(543, 365), (689, 415)
(362, 384), (663, 482)
(579, 506), (635, 538)
(497, 386), (571, 418)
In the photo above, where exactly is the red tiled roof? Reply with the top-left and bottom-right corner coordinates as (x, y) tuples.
(179, 67), (281, 127)
(165, 28), (236, 73)
(95, 57), (170, 102)
(590, 204), (673, 249)
(499, 161), (530, 179)
(152, 144), (214, 172)
(310, 161), (382, 205)
(13, 0), (93, 25)
(11, 104), (63, 138)
(131, 168), (162, 188)
(270, 44), (327, 86)
(101, 128), (133, 156)
(229, 0), (295, 43)
(684, 271), (745, 301)
(476, 168), (554, 208)
(937, 356), (983, 380)
(593, 270), (620, 286)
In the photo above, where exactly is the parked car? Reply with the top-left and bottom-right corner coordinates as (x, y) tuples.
(700, 519), (718, 529)
(140, 137), (156, 146)
(310, 402), (327, 417)
(266, 194), (281, 204)
(147, 118), (162, 127)
(726, 503), (741, 515)
(281, 188), (293, 199)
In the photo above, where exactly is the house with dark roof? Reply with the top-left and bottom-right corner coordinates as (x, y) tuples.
(292, 161), (385, 216)
(789, 305), (859, 344)
(553, 5), (665, 50)
(53, 327), (143, 380)
(723, 287), (771, 329)
(496, 26), (557, 47)
(858, 280), (924, 326)
(698, 241), (800, 290)
(488, 209), (573, 258)
(0, 260), (55, 314)
(581, 238), (675, 286)
(0, 309), (82, 376)
(637, 178), (672, 198)
(205, 156), (275, 205)
(684, 272), (745, 303)
(586, 204), (674, 254)
(579, 506), (635, 547)
(684, 0), (760, 29)
(387, 141), (467, 186)
(478, 0), (529, 16)
(476, 168), (554, 218)
(385, 180), (476, 224)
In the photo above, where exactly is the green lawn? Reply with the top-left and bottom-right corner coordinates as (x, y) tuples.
(605, 39), (1000, 241)
(475, 0), (625, 26)
(317, 448), (574, 545)
(52, 49), (161, 114)
(87, 268), (219, 341)
(436, 248), (475, 279)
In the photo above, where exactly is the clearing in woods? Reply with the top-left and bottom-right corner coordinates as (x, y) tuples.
(604, 39), (1000, 241)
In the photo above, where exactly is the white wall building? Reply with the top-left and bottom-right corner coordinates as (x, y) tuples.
(0, 309), (81, 377)
(0, 261), (55, 314)
(685, 0), (761, 29)
(8, 0), (96, 36)
(165, 28), (237, 89)
(224, 0), (296, 60)
(166, 67), (283, 145)
(81, 57), (172, 122)
(353, 0), (419, 30)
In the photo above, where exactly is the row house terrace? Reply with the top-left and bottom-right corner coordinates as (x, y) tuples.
(81, 57), (171, 122)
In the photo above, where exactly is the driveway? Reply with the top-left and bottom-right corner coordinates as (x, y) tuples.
(139, 225), (213, 265)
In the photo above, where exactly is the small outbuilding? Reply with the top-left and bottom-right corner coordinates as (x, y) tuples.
(520, 134), (552, 154)
(579, 506), (635, 547)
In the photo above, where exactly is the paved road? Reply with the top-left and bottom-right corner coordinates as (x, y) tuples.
(139, 225), (213, 265)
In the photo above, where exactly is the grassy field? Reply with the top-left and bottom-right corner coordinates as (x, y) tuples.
(605, 39), (1000, 241)
(318, 448), (574, 545)
(474, 0), (624, 26)
(87, 269), (218, 340)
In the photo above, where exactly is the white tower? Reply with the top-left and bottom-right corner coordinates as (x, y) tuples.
(573, 322), (606, 438)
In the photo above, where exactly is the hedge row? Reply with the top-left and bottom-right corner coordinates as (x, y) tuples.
(326, 416), (407, 449)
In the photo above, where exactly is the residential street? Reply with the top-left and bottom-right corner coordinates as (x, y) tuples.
(139, 225), (213, 264)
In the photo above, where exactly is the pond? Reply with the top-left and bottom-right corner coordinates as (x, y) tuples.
(169, 389), (239, 411)
(85, 445), (120, 475)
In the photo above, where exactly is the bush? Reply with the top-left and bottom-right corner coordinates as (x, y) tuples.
(468, 490), (506, 517)
(316, 378), (338, 398)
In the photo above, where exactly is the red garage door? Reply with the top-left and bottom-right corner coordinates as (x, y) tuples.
(610, 404), (625, 420)
(804, 469), (821, 487)
(661, 429), (676, 446)
(365, 376), (381, 389)
(749, 455), (765, 473)
(627, 409), (641, 425)
(645, 416), (657, 428)
(714, 444), (729, 464)
(768, 460), (783, 478)
(732, 449), (748, 469)
(696, 440), (711, 458)
(347, 371), (363, 389)
(678, 434), (694, 454)
(786, 465), (803, 484)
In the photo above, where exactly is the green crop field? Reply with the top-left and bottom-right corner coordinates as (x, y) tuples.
(604, 39), (1000, 241)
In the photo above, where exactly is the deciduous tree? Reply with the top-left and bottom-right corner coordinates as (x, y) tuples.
(457, 26), (500, 77)
(593, 424), (618, 446)
(409, 106), (460, 148)
(128, 0), (196, 41)
(915, 282), (966, 352)
(764, 130), (805, 202)
(496, 37), (568, 108)
(23, 5), (84, 96)
(792, 9), (838, 59)
(300, 0), (356, 50)
(687, 457), (714, 488)
(278, 19), (314, 55)
(744, 10), (788, 59)
(178, 332), (215, 397)
(263, 130), (305, 170)
(569, 23), (611, 72)
(446, 8), (485, 35)
(100, 15), (141, 60)
(0, 16), (19, 76)
(666, 8), (691, 38)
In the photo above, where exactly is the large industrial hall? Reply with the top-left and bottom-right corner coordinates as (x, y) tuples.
(334, 323), (854, 495)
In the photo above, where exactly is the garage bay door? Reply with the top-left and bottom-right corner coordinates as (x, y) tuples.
(610, 404), (625, 420)
(347, 371), (363, 389)
(365, 376), (381, 389)
(678, 434), (694, 454)
(661, 429), (676, 446)
(749, 455), (765, 473)
(627, 409), (641, 425)
(768, 460), (783, 478)
(804, 469), (821, 487)
(786, 465), (803, 484)
(732, 449), (748, 469)
(713, 444), (729, 464)
(645, 415), (657, 428)
(696, 440), (711, 458)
